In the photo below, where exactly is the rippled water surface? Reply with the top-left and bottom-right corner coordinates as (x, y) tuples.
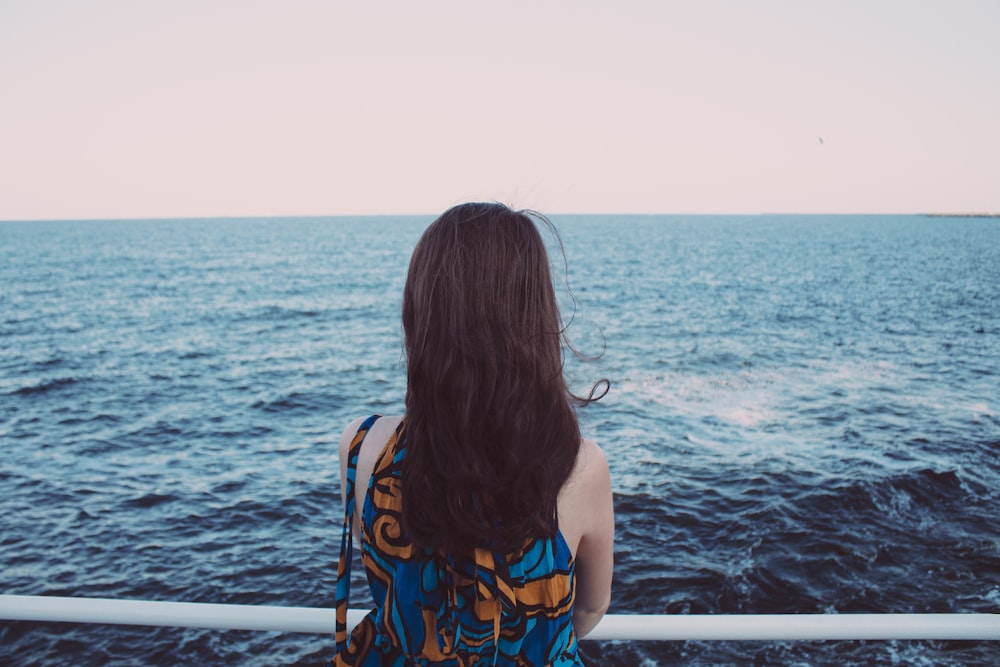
(2, 215), (998, 665)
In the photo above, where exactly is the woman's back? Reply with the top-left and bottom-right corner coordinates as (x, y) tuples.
(333, 415), (588, 666)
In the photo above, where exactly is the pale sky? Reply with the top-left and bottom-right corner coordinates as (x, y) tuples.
(1, 0), (998, 219)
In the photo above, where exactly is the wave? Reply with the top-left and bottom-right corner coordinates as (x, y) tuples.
(233, 304), (325, 323)
(251, 390), (342, 415)
(123, 492), (180, 509)
(10, 377), (79, 396)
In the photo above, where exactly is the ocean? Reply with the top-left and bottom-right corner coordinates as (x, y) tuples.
(1, 214), (997, 666)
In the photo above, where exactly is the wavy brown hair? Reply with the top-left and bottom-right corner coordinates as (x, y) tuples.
(401, 202), (602, 554)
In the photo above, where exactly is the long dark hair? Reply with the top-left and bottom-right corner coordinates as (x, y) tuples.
(401, 202), (601, 554)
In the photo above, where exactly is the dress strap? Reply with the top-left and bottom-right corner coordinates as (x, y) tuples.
(334, 415), (381, 652)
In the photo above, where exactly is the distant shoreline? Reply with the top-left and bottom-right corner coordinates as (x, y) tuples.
(924, 213), (1000, 218)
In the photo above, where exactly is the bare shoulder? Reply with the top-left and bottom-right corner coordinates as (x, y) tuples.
(557, 438), (613, 558)
(576, 438), (609, 476)
(563, 438), (615, 636)
(338, 415), (403, 518)
(566, 438), (611, 497)
(339, 416), (372, 457)
(338, 415), (404, 458)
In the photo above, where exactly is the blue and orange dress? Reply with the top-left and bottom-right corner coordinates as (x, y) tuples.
(331, 415), (583, 666)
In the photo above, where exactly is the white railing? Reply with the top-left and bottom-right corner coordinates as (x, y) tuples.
(1, 595), (998, 641)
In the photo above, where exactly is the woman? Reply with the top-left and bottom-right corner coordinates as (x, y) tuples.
(332, 203), (614, 666)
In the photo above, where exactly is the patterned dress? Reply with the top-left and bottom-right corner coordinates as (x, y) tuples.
(332, 415), (583, 666)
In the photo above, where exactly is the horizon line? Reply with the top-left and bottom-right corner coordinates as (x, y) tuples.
(1, 211), (983, 223)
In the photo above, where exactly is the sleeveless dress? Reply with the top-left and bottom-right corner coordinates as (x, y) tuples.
(331, 415), (583, 667)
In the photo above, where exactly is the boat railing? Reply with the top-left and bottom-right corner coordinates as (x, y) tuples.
(2, 595), (998, 641)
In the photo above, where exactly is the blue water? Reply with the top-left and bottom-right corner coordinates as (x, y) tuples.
(1, 215), (998, 666)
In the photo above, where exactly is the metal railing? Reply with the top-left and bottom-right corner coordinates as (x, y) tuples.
(2, 595), (998, 641)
